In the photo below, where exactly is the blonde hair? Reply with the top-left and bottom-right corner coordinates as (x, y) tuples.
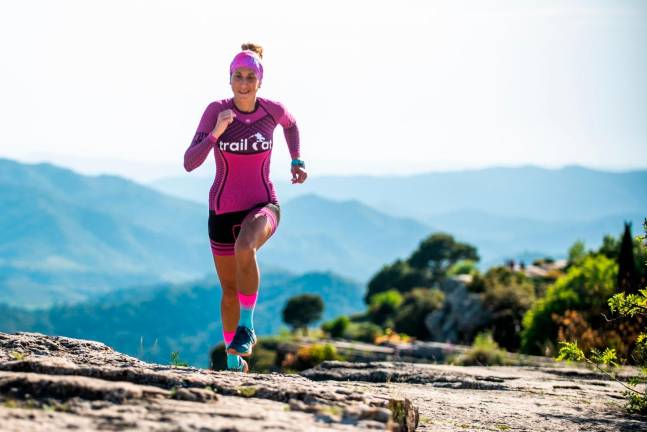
(241, 43), (263, 59)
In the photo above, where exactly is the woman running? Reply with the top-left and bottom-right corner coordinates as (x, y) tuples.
(183, 43), (307, 372)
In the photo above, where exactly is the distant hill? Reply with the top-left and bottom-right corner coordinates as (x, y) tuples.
(427, 209), (646, 268)
(0, 270), (365, 368)
(150, 175), (212, 207)
(0, 158), (211, 307)
(151, 165), (647, 222)
(145, 179), (435, 279)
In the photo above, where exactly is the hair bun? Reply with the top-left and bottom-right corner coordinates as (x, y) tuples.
(241, 43), (263, 59)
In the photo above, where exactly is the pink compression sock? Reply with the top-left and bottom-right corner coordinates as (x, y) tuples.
(238, 292), (258, 330)
(223, 330), (236, 347)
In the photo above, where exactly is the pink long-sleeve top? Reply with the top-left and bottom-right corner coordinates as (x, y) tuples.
(184, 97), (300, 214)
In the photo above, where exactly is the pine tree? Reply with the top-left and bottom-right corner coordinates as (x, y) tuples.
(617, 221), (639, 294)
(282, 294), (324, 336)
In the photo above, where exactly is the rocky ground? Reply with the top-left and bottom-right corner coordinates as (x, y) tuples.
(302, 361), (645, 431)
(0, 332), (416, 431)
(0, 332), (645, 431)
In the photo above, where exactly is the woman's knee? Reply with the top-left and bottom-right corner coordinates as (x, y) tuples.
(234, 234), (257, 257)
(237, 216), (272, 254)
(220, 281), (238, 299)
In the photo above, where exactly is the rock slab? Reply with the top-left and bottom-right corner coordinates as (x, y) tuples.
(302, 360), (646, 431)
(2, 332), (645, 431)
(0, 332), (417, 431)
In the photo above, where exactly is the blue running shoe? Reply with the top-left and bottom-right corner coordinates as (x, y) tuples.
(226, 325), (257, 357)
(227, 356), (249, 373)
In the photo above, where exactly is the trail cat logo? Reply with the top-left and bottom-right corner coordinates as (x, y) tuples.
(219, 133), (273, 153)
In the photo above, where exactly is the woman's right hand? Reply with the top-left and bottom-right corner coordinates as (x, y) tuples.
(211, 109), (236, 139)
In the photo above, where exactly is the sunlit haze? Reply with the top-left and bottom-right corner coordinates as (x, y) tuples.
(1, 0), (646, 182)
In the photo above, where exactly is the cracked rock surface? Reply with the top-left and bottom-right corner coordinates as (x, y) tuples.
(0, 332), (417, 431)
(302, 361), (645, 431)
(1, 332), (645, 431)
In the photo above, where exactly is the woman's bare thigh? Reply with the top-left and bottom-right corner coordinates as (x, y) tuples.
(236, 205), (280, 252)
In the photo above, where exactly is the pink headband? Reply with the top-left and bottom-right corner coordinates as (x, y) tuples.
(229, 51), (263, 83)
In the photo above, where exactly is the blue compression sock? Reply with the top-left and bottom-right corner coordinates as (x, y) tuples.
(238, 292), (257, 330)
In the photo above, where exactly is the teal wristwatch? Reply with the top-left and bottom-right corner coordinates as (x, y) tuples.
(291, 159), (305, 168)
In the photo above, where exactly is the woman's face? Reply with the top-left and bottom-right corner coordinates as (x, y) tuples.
(230, 67), (260, 101)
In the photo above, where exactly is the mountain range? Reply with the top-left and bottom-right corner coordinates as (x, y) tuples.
(2, 158), (644, 309)
(0, 158), (429, 307)
(153, 164), (646, 267)
(152, 165), (647, 223)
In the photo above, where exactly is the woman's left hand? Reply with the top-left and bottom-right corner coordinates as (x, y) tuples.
(291, 166), (308, 184)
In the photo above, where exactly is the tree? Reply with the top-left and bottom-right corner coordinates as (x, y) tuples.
(282, 294), (324, 336)
(618, 222), (640, 294)
(364, 259), (428, 303)
(407, 233), (479, 283)
(476, 266), (536, 351)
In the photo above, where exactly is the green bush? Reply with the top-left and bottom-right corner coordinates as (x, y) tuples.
(454, 331), (508, 366)
(282, 343), (345, 371)
(521, 254), (617, 356)
(307, 343), (342, 364)
(447, 259), (478, 276)
(368, 289), (403, 326)
(477, 266), (536, 351)
(321, 315), (350, 338)
(343, 322), (383, 343)
(392, 288), (444, 339)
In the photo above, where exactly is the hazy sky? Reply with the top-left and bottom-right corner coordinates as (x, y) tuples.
(1, 0), (646, 182)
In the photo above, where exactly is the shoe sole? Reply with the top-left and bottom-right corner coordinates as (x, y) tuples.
(226, 340), (257, 357)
